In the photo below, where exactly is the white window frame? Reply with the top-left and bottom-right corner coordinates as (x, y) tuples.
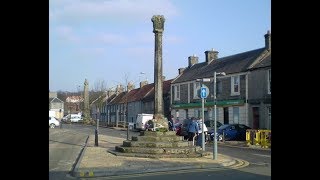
(193, 82), (201, 99)
(174, 85), (180, 100)
(231, 75), (240, 95)
(267, 69), (271, 94)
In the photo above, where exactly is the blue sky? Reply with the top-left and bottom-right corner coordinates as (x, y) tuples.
(49, 0), (271, 92)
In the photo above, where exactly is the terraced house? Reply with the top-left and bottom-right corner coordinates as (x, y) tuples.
(170, 31), (271, 130)
(95, 79), (172, 127)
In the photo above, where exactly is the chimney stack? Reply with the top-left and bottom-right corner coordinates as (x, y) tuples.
(178, 68), (185, 75)
(116, 84), (124, 94)
(188, 55), (198, 67)
(107, 90), (115, 97)
(264, 30), (271, 51)
(205, 48), (219, 64)
(140, 80), (148, 88)
(127, 82), (135, 92)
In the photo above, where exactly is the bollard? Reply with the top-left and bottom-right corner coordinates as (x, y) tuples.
(246, 130), (251, 145)
(127, 122), (129, 140)
(95, 128), (99, 146)
(250, 130), (255, 145)
(260, 130), (271, 148)
(254, 130), (261, 146)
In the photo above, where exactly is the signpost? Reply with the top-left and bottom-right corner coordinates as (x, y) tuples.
(199, 83), (209, 151)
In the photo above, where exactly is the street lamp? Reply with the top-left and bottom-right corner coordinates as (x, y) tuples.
(213, 72), (226, 160)
(95, 107), (99, 146)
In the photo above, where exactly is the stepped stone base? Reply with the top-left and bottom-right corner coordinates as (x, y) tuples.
(112, 130), (209, 158)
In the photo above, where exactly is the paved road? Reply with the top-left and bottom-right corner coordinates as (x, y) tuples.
(49, 128), (88, 180)
(56, 124), (271, 179)
(206, 144), (271, 177)
(83, 168), (270, 180)
(60, 123), (140, 139)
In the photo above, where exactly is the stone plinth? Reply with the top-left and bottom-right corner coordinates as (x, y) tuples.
(110, 131), (210, 158)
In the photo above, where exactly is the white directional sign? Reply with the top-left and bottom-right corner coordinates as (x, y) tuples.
(201, 87), (206, 98)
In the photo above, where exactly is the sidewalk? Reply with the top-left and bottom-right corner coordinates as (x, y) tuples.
(72, 134), (249, 178)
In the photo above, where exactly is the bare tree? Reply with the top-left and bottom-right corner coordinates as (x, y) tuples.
(89, 79), (108, 124)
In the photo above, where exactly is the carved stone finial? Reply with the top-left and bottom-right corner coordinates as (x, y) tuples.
(151, 15), (165, 33)
(84, 79), (88, 86)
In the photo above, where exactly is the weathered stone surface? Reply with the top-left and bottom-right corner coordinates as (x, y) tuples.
(124, 141), (189, 148)
(115, 129), (209, 158)
(140, 131), (176, 136)
(112, 15), (209, 158)
(152, 15), (165, 118)
(115, 146), (202, 154)
(132, 135), (183, 142)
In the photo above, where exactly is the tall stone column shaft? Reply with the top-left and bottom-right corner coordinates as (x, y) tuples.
(84, 79), (90, 119)
(152, 15), (165, 118)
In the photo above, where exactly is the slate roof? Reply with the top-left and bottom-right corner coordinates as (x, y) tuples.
(118, 89), (140, 104)
(106, 94), (117, 104)
(108, 92), (126, 105)
(250, 53), (271, 69)
(173, 48), (266, 83)
(143, 79), (173, 101)
(128, 83), (154, 102)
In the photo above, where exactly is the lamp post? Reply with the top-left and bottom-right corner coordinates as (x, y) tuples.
(95, 107), (99, 146)
(213, 72), (226, 160)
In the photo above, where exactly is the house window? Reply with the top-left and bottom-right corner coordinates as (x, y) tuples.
(268, 69), (271, 94)
(233, 107), (239, 124)
(231, 76), (240, 95)
(193, 82), (201, 99)
(174, 85), (180, 100)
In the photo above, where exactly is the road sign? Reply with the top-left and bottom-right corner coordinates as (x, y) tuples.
(201, 87), (206, 98)
(198, 85), (209, 99)
(201, 87), (208, 98)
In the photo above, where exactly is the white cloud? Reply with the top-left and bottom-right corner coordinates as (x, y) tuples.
(49, 0), (179, 24)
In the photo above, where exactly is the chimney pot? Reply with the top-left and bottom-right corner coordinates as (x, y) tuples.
(178, 68), (185, 75)
(205, 49), (219, 64)
(264, 30), (271, 50)
(188, 55), (199, 67)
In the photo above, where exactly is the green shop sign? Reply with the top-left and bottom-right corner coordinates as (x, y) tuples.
(172, 99), (245, 109)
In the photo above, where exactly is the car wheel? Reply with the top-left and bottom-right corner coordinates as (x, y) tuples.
(218, 134), (223, 141)
(50, 123), (56, 128)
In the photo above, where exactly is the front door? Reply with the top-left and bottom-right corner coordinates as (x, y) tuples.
(252, 107), (260, 129)
(223, 107), (229, 124)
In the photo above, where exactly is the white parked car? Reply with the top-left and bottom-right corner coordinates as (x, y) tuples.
(49, 116), (60, 128)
